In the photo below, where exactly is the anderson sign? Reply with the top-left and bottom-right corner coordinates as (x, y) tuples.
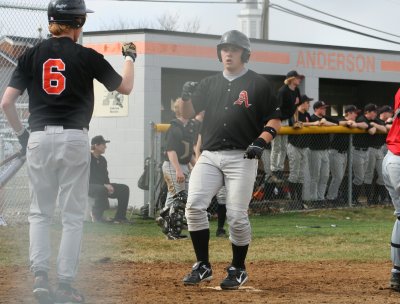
(297, 50), (375, 73)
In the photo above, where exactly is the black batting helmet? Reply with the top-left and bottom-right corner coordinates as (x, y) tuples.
(217, 30), (251, 63)
(48, 0), (94, 28)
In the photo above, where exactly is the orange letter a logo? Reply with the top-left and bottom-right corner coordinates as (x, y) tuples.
(233, 91), (252, 108)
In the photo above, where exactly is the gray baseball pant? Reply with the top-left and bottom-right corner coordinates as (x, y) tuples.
(270, 119), (288, 172)
(365, 147), (384, 185)
(186, 150), (257, 246)
(327, 149), (347, 200)
(287, 143), (308, 184)
(216, 186), (227, 205)
(309, 150), (330, 201)
(27, 127), (90, 284)
(382, 151), (400, 273)
(352, 149), (369, 186)
(260, 149), (271, 182)
(162, 161), (190, 208)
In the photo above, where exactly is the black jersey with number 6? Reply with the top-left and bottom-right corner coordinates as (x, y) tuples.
(8, 37), (122, 129)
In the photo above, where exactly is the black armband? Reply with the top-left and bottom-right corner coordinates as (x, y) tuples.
(263, 126), (277, 139)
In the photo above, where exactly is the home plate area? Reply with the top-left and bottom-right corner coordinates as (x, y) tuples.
(203, 286), (263, 292)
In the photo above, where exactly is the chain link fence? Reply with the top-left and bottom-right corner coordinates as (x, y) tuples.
(0, 1), (48, 225)
(145, 124), (390, 218)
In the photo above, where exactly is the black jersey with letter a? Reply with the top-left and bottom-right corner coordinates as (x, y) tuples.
(9, 37), (122, 129)
(191, 70), (281, 151)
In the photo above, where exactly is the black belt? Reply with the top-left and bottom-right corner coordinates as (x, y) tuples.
(30, 126), (86, 132)
(354, 147), (368, 151)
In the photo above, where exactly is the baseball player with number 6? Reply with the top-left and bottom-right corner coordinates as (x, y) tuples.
(180, 30), (281, 290)
(1, 0), (135, 303)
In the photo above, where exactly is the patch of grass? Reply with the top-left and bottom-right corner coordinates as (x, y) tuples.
(0, 207), (395, 266)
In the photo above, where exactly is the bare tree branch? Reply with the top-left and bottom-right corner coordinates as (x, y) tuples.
(182, 17), (201, 33)
(157, 12), (180, 31)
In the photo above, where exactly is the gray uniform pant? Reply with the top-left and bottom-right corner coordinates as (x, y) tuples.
(162, 161), (190, 208)
(27, 127), (90, 284)
(186, 150), (257, 246)
(216, 186), (227, 205)
(352, 149), (369, 186)
(365, 147), (384, 185)
(287, 143), (308, 184)
(309, 150), (329, 201)
(260, 149), (271, 182)
(270, 119), (289, 172)
(327, 150), (347, 200)
(382, 151), (400, 272)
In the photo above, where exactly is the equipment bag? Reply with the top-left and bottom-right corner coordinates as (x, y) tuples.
(138, 157), (150, 190)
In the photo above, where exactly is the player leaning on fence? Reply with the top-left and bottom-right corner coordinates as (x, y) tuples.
(326, 105), (368, 205)
(179, 30), (281, 290)
(0, 0), (135, 303)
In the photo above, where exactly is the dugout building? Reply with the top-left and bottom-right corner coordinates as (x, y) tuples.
(2, 29), (399, 209)
(81, 29), (400, 209)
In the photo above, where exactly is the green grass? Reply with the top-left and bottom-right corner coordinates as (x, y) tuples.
(0, 207), (395, 266)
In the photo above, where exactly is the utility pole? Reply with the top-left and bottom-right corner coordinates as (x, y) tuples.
(261, 0), (269, 40)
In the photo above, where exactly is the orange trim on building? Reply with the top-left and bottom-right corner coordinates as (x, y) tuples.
(381, 60), (400, 72)
(84, 41), (289, 64)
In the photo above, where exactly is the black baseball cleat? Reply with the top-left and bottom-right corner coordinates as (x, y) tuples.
(53, 285), (84, 304)
(183, 261), (213, 285)
(390, 272), (400, 291)
(166, 233), (188, 240)
(33, 276), (54, 304)
(216, 228), (227, 238)
(220, 266), (248, 290)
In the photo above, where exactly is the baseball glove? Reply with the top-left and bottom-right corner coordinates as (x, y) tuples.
(122, 42), (137, 62)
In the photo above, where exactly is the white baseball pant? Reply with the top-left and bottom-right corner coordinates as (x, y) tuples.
(27, 126), (90, 284)
(186, 150), (257, 246)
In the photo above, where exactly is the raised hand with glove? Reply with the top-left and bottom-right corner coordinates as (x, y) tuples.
(181, 81), (198, 101)
(122, 42), (137, 62)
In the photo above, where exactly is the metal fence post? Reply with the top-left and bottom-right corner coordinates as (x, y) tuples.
(347, 134), (353, 207)
(148, 122), (156, 218)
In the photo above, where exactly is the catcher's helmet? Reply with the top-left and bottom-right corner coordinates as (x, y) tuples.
(48, 0), (94, 28)
(217, 30), (251, 63)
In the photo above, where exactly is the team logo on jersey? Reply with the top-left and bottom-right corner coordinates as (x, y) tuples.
(233, 91), (252, 108)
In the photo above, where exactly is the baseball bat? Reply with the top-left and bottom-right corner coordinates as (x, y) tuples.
(0, 156), (26, 190)
(0, 152), (21, 168)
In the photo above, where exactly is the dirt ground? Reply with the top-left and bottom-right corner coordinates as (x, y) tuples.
(1, 261), (400, 304)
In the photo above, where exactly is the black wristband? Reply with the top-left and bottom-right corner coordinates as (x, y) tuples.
(263, 126), (277, 139)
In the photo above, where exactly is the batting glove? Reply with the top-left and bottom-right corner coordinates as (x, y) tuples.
(181, 81), (198, 101)
(244, 137), (267, 159)
(17, 128), (29, 156)
(122, 42), (137, 62)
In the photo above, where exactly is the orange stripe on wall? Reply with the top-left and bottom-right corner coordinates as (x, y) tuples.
(84, 42), (289, 64)
(381, 61), (400, 72)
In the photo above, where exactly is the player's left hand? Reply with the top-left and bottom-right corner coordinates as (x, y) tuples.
(244, 137), (267, 159)
(122, 42), (137, 62)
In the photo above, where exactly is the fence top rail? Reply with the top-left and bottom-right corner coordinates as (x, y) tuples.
(0, 4), (47, 11)
(152, 123), (386, 135)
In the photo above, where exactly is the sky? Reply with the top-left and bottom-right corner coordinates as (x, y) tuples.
(1, 0), (400, 52)
(83, 0), (400, 52)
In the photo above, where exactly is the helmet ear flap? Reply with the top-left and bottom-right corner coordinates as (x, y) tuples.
(241, 50), (250, 63)
(217, 46), (222, 62)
